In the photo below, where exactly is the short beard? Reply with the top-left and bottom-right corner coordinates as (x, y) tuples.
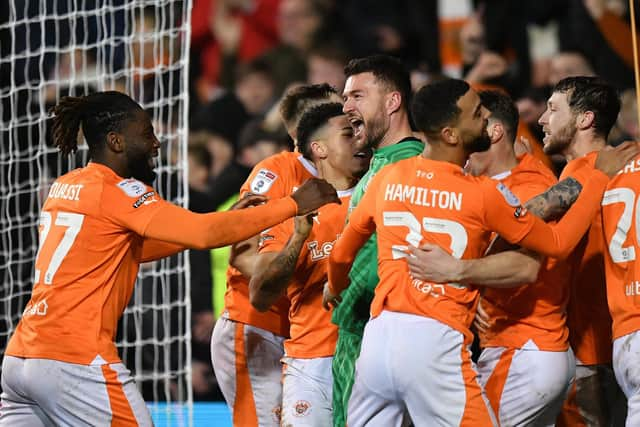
(363, 115), (388, 151)
(466, 129), (492, 154)
(126, 149), (156, 185)
(543, 123), (576, 156)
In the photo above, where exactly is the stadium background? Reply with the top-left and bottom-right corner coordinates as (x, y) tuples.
(1, 0), (638, 425)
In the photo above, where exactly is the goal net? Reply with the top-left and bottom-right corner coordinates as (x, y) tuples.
(0, 0), (193, 409)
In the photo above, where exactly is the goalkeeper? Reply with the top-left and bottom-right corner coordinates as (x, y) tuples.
(0, 91), (338, 427)
(325, 55), (423, 427)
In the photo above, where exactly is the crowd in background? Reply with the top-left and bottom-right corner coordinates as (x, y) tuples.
(1, 0), (639, 402)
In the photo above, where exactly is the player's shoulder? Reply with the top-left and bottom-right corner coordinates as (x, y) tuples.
(609, 153), (640, 188)
(246, 151), (316, 195)
(560, 152), (596, 179)
(509, 154), (557, 189)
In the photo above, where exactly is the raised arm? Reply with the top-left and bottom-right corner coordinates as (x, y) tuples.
(249, 215), (313, 312)
(144, 178), (339, 250)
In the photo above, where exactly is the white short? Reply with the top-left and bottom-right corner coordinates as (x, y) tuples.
(280, 356), (333, 427)
(210, 316), (285, 426)
(347, 310), (497, 427)
(613, 330), (640, 426)
(0, 355), (152, 426)
(477, 343), (575, 426)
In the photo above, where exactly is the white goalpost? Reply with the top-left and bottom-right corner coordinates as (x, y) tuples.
(0, 0), (193, 417)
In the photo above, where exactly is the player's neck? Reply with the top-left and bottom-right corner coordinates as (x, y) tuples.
(92, 156), (128, 179)
(484, 145), (519, 177)
(422, 142), (468, 168)
(377, 113), (413, 150)
(315, 161), (355, 191)
(564, 133), (606, 161)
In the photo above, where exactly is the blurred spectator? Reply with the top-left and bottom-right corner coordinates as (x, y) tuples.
(188, 144), (213, 194)
(190, 0), (280, 103)
(610, 88), (640, 145)
(260, 0), (329, 93)
(237, 119), (292, 166)
(234, 58), (277, 116)
(307, 44), (349, 92)
(191, 91), (250, 159)
(548, 51), (596, 86)
(189, 131), (235, 180)
(516, 86), (552, 144)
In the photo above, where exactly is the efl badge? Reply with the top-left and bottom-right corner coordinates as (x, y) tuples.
(250, 169), (278, 194)
(496, 182), (521, 207)
(117, 179), (147, 197)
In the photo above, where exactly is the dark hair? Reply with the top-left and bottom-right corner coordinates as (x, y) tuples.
(344, 54), (412, 110)
(235, 57), (275, 85)
(50, 91), (142, 156)
(296, 102), (344, 160)
(279, 83), (338, 130)
(238, 119), (291, 152)
(479, 90), (519, 143)
(553, 76), (620, 138)
(411, 79), (470, 136)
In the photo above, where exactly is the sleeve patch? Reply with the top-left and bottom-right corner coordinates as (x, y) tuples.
(250, 169), (278, 194)
(117, 179), (148, 198)
(133, 191), (158, 208)
(496, 182), (522, 207)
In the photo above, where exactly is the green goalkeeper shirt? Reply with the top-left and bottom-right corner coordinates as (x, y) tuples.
(331, 137), (424, 334)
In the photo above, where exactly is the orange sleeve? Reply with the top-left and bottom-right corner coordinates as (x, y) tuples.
(142, 197), (298, 250)
(140, 239), (185, 262)
(328, 182), (377, 295)
(485, 170), (610, 259)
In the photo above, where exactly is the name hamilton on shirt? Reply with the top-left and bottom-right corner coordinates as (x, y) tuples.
(384, 183), (463, 211)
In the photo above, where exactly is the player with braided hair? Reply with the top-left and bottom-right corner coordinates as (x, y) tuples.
(0, 91), (338, 427)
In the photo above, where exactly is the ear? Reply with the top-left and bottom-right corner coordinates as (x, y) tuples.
(310, 140), (328, 159)
(105, 131), (124, 153)
(488, 122), (503, 143)
(440, 126), (458, 146)
(385, 91), (402, 115)
(577, 110), (595, 131)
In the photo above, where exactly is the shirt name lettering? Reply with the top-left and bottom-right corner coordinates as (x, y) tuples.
(384, 184), (462, 211)
(48, 183), (84, 201)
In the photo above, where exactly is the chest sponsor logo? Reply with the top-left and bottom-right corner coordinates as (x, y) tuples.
(308, 236), (338, 261)
(250, 169), (278, 194)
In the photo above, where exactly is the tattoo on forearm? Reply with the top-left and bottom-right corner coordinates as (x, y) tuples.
(524, 177), (583, 221)
(259, 236), (304, 296)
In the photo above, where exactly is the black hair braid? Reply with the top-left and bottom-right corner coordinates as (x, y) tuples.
(50, 96), (86, 156)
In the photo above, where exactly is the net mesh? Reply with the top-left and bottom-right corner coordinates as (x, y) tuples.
(0, 0), (193, 407)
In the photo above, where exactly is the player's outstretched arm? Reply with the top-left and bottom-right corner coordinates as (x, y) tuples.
(144, 178), (338, 249)
(140, 195), (268, 263)
(249, 214), (314, 312)
(406, 244), (542, 288)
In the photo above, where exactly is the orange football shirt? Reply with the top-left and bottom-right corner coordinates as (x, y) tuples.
(560, 151), (613, 365)
(329, 155), (609, 342)
(480, 154), (571, 351)
(602, 154), (640, 340)
(258, 192), (351, 358)
(223, 151), (318, 337)
(6, 162), (298, 365)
